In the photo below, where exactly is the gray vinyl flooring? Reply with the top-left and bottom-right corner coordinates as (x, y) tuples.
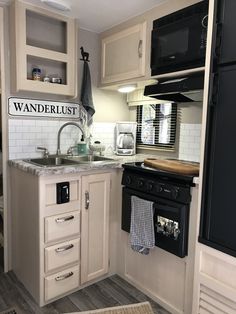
(0, 271), (170, 314)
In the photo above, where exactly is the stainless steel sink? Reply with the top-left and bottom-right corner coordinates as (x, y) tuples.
(24, 155), (115, 167)
(24, 157), (80, 167)
(67, 155), (114, 162)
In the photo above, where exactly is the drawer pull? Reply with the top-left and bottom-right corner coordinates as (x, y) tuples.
(55, 244), (74, 253)
(55, 215), (74, 223)
(55, 271), (74, 281)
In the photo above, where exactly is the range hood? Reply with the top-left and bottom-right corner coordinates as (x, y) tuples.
(144, 74), (204, 102)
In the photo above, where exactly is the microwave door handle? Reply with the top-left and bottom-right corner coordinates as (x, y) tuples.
(138, 40), (143, 58)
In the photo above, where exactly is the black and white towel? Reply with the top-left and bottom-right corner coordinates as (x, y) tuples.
(80, 61), (95, 125)
(130, 195), (155, 255)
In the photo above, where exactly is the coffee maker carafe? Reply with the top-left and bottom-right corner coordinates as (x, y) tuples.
(115, 122), (137, 155)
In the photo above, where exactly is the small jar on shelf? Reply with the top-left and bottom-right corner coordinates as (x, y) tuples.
(32, 67), (41, 81)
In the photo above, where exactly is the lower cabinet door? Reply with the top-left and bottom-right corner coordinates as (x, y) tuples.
(45, 265), (79, 301)
(45, 238), (80, 273)
(81, 173), (110, 284)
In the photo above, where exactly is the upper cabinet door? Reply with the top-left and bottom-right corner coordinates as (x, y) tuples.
(101, 22), (147, 85)
(10, 0), (77, 97)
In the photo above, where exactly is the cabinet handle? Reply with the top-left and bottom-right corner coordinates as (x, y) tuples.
(55, 215), (74, 223)
(55, 244), (74, 253)
(138, 40), (143, 58)
(85, 191), (90, 210)
(55, 271), (74, 281)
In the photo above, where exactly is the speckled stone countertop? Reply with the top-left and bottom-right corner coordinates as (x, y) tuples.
(8, 154), (155, 177)
(9, 154), (200, 185)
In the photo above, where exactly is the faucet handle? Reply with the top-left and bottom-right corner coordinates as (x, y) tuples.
(37, 146), (49, 158)
(67, 145), (77, 156)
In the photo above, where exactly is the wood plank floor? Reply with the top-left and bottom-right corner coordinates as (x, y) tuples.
(0, 271), (170, 314)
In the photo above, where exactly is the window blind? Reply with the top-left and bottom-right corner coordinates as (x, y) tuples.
(136, 103), (178, 149)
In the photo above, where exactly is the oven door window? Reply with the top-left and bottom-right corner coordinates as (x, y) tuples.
(154, 203), (189, 258)
(157, 216), (180, 240)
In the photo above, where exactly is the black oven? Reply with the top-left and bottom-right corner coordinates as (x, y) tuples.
(151, 1), (209, 75)
(121, 163), (194, 258)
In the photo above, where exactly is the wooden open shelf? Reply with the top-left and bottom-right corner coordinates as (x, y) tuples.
(11, 0), (77, 97)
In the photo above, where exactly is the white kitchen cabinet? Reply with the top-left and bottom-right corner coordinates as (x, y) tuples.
(80, 173), (110, 284)
(101, 22), (146, 85)
(10, 170), (81, 306)
(10, 167), (113, 306)
(10, 0), (77, 96)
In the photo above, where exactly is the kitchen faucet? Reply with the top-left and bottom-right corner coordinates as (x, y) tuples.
(57, 122), (86, 155)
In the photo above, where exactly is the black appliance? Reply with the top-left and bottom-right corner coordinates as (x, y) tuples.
(199, 0), (236, 257)
(151, 1), (209, 76)
(121, 162), (195, 258)
(144, 74), (204, 103)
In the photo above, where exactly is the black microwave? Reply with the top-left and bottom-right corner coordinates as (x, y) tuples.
(151, 1), (209, 76)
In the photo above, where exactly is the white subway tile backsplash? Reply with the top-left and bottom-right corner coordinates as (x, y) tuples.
(22, 120), (36, 126)
(8, 119), (202, 162)
(90, 122), (116, 154)
(179, 123), (201, 162)
(8, 119), (117, 159)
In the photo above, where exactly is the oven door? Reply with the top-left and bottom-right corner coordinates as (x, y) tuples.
(151, 14), (206, 75)
(122, 187), (189, 258)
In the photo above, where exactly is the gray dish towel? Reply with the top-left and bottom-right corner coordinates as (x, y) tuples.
(130, 196), (155, 255)
(80, 61), (95, 125)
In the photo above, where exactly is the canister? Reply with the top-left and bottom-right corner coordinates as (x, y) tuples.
(32, 67), (41, 81)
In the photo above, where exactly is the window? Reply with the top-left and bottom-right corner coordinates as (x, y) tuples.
(136, 103), (177, 149)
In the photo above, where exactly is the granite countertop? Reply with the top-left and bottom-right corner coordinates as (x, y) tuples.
(8, 154), (200, 185)
(8, 154), (154, 177)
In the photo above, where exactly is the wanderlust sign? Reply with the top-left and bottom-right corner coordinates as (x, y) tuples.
(8, 97), (83, 119)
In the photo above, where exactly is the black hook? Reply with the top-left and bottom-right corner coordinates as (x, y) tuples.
(80, 46), (90, 62)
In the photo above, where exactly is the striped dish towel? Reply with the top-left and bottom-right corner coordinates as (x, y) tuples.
(130, 196), (155, 255)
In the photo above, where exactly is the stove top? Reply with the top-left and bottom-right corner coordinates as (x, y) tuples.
(122, 162), (196, 186)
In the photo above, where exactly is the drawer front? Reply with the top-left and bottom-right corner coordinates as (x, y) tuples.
(45, 211), (80, 243)
(45, 265), (79, 301)
(45, 238), (80, 273)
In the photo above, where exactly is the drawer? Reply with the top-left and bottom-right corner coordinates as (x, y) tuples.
(45, 238), (80, 273)
(45, 211), (80, 243)
(45, 265), (79, 301)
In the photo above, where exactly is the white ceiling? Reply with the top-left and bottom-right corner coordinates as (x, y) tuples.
(2, 0), (166, 33)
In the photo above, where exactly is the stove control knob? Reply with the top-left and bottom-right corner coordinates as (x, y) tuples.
(147, 182), (154, 191)
(156, 184), (163, 193)
(172, 187), (179, 199)
(137, 179), (144, 188)
(126, 176), (132, 185)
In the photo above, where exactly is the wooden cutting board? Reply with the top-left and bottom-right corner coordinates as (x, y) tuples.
(144, 158), (199, 175)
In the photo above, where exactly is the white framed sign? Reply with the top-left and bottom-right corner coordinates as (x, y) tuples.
(8, 97), (86, 121)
